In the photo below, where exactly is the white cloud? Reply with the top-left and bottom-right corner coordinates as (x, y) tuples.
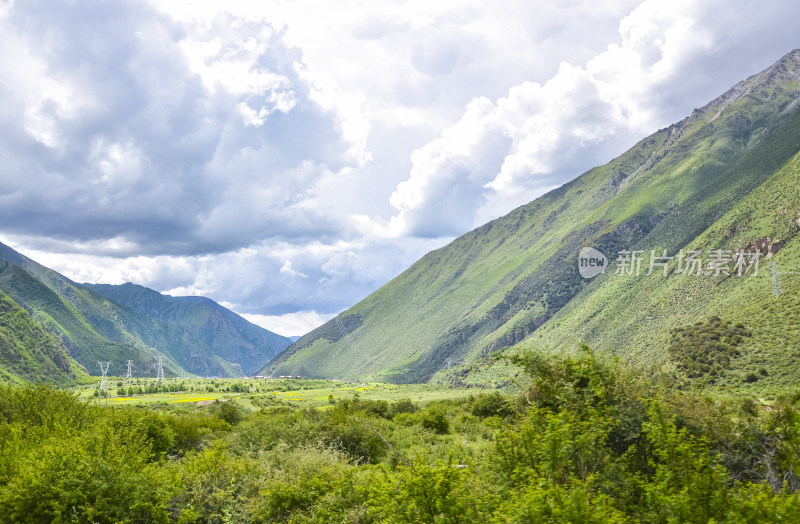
(387, 0), (800, 236)
(241, 310), (333, 338)
(2, 0), (799, 338)
(178, 20), (298, 127)
(0, 2), (358, 253)
(0, 0), (13, 18)
(280, 260), (307, 278)
(388, 97), (512, 237)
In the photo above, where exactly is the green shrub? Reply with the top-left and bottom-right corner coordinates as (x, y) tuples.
(417, 408), (449, 435)
(388, 397), (418, 418)
(668, 316), (751, 381)
(322, 409), (389, 464)
(166, 412), (231, 454)
(212, 400), (246, 425)
(367, 459), (480, 522)
(470, 392), (513, 419)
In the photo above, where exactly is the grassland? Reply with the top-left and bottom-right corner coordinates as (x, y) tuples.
(72, 377), (480, 410)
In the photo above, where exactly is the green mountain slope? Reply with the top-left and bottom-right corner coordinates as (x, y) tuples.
(0, 288), (88, 384)
(85, 283), (293, 375)
(0, 243), (291, 378)
(265, 49), (800, 388)
(0, 260), (155, 373)
(524, 143), (800, 395)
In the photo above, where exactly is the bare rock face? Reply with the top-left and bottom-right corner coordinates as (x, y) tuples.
(767, 241), (785, 258)
(743, 236), (785, 259)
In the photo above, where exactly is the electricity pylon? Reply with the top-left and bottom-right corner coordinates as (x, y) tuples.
(98, 362), (111, 403)
(155, 356), (165, 382)
(773, 262), (782, 297)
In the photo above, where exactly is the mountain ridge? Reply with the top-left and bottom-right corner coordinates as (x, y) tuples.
(85, 281), (293, 375)
(0, 242), (292, 379)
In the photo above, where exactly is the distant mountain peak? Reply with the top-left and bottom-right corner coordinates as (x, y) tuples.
(0, 242), (293, 381)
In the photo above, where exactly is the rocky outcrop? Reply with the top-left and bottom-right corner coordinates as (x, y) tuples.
(744, 236), (784, 259)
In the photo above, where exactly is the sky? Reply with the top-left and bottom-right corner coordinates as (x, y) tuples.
(0, 0), (798, 336)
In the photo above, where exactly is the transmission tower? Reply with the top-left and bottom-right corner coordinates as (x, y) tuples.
(155, 356), (165, 382)
(773, 262), (782, 297)
(98, 362), (111, 401)
(126, 360), (133, 380)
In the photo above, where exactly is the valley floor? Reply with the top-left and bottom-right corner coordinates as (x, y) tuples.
(71, 377), (478, 409)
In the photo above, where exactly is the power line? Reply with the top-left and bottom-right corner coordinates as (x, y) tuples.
(334, 316), (356, 348)
(335, 316), (348, 339)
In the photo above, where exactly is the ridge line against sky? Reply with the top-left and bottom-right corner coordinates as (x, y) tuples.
(0, 0), (798, 336)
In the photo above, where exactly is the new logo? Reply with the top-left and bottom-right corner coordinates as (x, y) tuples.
(578, 247), (607, 279)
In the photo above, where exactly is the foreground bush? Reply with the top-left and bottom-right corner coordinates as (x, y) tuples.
(5, 351), (800, 522)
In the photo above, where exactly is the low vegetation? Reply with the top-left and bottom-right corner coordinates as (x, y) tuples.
(668, 316), (752, 382)
(4, 348), (800, 522)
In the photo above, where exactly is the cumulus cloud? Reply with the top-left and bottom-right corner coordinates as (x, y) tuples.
(389, 97), (512, 237)
(0, 1), (358, 255)
(388, 0), (800, 236)
(2, 0), (799, 337)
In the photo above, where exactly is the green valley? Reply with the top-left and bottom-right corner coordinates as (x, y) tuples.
(4, 3), (800, 522)
(5, 350), (800, 522)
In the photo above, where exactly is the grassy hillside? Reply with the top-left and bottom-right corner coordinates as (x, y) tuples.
(0, 243), (165, 372)
(522, 147), (800, 396)
(0, 261), (153, 372)
(265, 49), (800, 389)
(0, 288), (88, 384)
